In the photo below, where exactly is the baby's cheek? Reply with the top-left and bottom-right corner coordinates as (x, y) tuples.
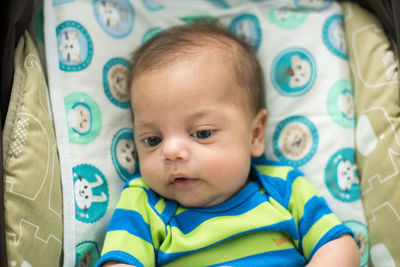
(203, 151), (250, 182)
(140, 156), (162, 182)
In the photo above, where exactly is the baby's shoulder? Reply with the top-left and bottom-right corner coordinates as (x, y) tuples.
(252, 158), (308, 206)
(121, 176), (162, 207)
(124, 175), (149, 190)
(253, 158), (304, 182)
(121, 176), (177, 224)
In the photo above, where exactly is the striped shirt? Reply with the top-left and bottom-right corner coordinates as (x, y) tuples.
(97, 158), (352, 266)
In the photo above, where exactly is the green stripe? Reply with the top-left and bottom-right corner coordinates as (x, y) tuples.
(101, 230), (155, 266)
(128, 177), (149, 189)
(116, 187), (165, 248)
(163, 231), (295, 267)
(259, 187), (266, 194)
(161, 202), (292, 254)
(302, 213), (341, 260)
(175, 206), (188, 216)
(154, 199), (167, 214)
(288, 177), (319, 224)
(255, 164), (293, 180)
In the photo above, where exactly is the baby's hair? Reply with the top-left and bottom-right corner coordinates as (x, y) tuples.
(129, 21), (266, 115)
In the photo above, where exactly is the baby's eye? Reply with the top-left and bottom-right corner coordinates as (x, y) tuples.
(192, 130), (215, 139)
(143, 136), (162, 147)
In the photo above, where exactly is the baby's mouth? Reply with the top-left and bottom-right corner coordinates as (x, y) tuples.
(173, 178), (198, 188)
(168, 174), (198, 188)
(174, 177), (194, 183)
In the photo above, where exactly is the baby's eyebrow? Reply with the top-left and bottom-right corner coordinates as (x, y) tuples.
(187, 109), (213, 120)
(134, 120), (158, 130)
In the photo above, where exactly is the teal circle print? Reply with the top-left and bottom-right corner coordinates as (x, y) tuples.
(181, 14), (218, 25)
(322, 14), (348, 60)
(56, 20), (93, 72)
(93, 0), (135, 38)
(207, 0), (230, 8)
(142, 27), (163, 43)
(142, 0), (164, 11)
(325, 147), (360, 202)
(73, 164), (109, 223)
(65, 92), (102, 144)
(267, 8), (309, 29)
(111, 128), (140, 181)
(327, 79), (355, 129)
(76, 241), (100, 267)
(53, 0), (75, 6)
(273, 116), (318, 166)
(294, 0), (332, 11)
(271, 47), (317, 97)
(343, 220), (369, 266)
(103, 57), (131, 108)
(229, 14), (262, 51)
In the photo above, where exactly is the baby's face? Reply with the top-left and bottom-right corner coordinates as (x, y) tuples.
(131, 52), (266, 208)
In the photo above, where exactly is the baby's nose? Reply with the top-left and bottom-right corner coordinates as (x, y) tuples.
(161, 138), (189, 162)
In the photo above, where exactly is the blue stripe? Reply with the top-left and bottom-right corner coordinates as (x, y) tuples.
(261, 176), (288, 207)
(107, 208), (153, 244)
(160, 199), (178, 224)
(158, 219), (299, 265)
(95, 250), (144, 267)
(252, 157), (290, 167)
(286, 168), (303, 184)
(208, 248), (306, 267)
(253, 162), (302, 210)
(298, 196), (333, 238)
(258, 168), (301, 210)
(145, 187), (162, 206)
(171, 184), (267, 234)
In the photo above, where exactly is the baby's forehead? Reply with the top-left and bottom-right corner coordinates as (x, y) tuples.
(130, 36), (256, 111)
(132, 51), (245, 99)
(133, 41), (238, 86)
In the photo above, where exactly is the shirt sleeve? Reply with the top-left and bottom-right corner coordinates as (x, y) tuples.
(285, 168), (354, 261)
(96, 178), (166, 267)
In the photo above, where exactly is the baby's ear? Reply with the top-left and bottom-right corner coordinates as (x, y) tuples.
(250, 109), (268, 157)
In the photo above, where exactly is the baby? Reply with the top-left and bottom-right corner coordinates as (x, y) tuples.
(97, 22), (360, 266)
